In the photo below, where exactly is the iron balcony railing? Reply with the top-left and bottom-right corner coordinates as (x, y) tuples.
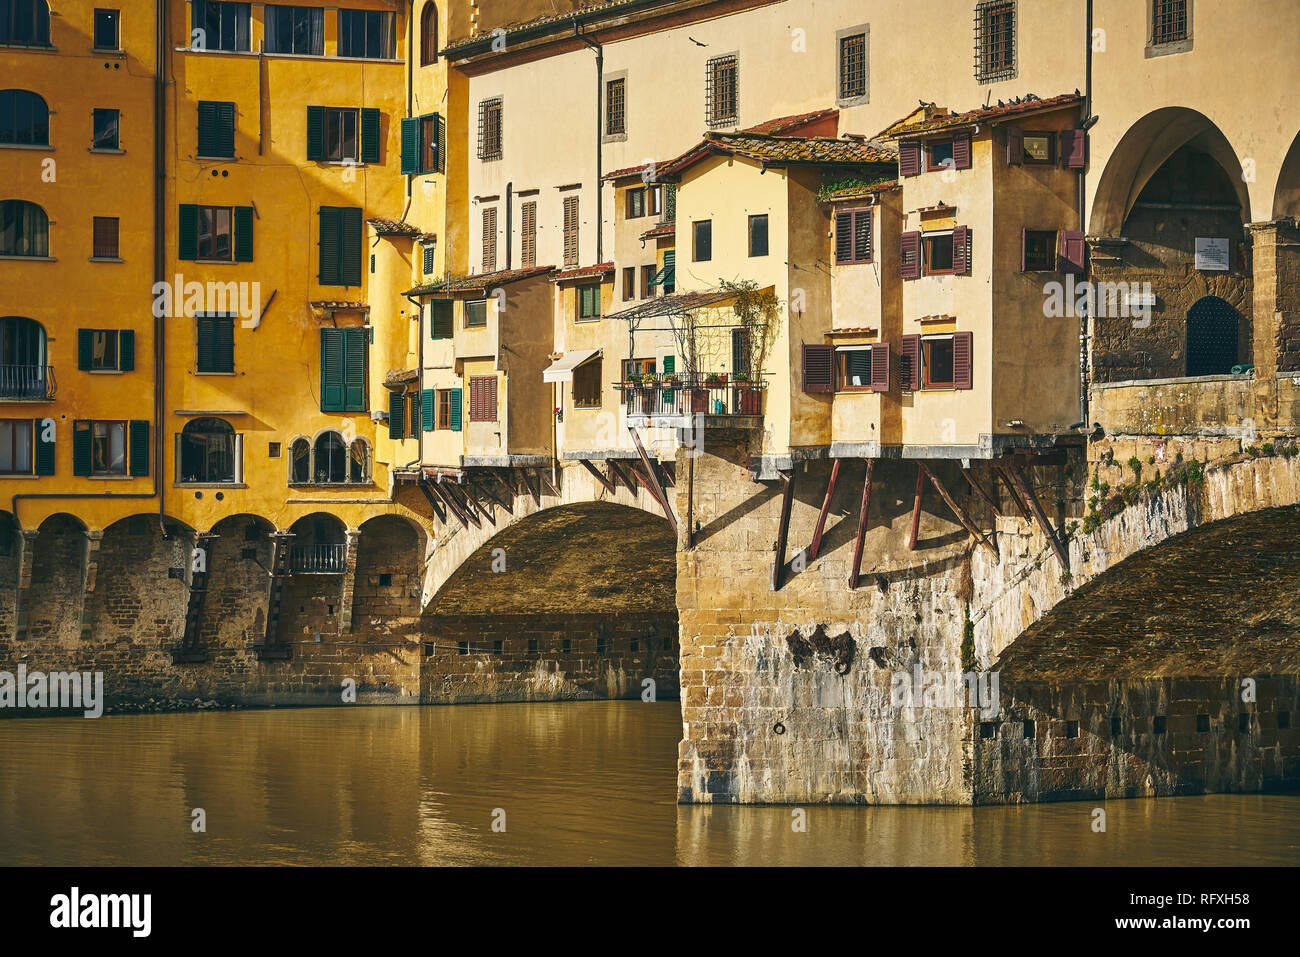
(617, 373), (766, 417)
(289, 543), (346, 574)
(0, 365), (55, 400)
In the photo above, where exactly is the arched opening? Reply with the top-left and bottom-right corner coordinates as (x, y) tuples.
(180, 417), (236, 484)
(289, 432), (369, 485)
(354, 514), (424, 622)
(0, 199), (49, 257)
(420, 3), (438, 65)
(27, 513), (88, 646)
(0, 316), (48, 399)
(88, 514), (190, 645)
(0, 510), (19, 637)
(0, 90), (50, 145)
(349, 437), (369, 483)
(0, 0), (51, 47)
(201, 514), (275, 650)
(1186, 295), (1241, 376)
(289, 436), (310, 483)
(1273, 129), (1300, 220)
(313, 431), (347, 484)
(287, 512), (346, 573)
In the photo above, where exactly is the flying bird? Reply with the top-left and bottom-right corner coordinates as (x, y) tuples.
(687, 36), (707, 47)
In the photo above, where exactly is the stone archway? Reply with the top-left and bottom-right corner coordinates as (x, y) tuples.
(25, 513), (88, 647)
(1186, 295), (1241, 376)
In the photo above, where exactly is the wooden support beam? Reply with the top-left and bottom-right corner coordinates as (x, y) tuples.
(657, 461), (676, 488)
(607, 458), (636, 493)
(919, 462), (998, 559)
(430, 481), (471, 529)
(808, 458), (841, 561)
(628, 427), (677, 538)
(417, 480), (447, 524)
(907, 463), (925, 551)
(492, 467), (517, 496)
(995, 465), (1030, 519)
(476, 479), (513, 515)
(848, 458), (875, 590)
(579, 458), (615, 493)
(1009, 462), (1070, 571)
(519, 468), (541, 505)
(459, 483), (496, 526)
(445, 482), (483, 528)
(961, 468), (1001, 516)
(534, 467), (560, 498)
(770, 469), (795, 591)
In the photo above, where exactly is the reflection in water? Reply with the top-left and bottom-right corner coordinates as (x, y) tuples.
(1, 702), (1297, 866)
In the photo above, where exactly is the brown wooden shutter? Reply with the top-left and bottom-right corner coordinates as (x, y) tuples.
(834, 211), (853, 264)
(521, 201), (536, 268)
(900, 231), (921, 279)
(1020, 227), (1028, 271)
(899, 140), (921, 177)
(1059, 129), (1086, 169)
(563, 196), (579, 266)
(1006, 126), (1023, 165)
(900, 334), (921, 391)
(952, 131), (972, 170)
(802, 344), (835, 393)
(952, 225), (970, 275)
(953, 331), (973, 390)
(869, 343), (890, 393)
(854, 209), (873, 263)
(1058, 230), (1086, 273)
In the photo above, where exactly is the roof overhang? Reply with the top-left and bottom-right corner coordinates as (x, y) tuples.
(543, 348), (601, 382)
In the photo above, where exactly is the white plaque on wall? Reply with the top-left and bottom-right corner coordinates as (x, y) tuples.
(1195, 237), (1230, 271)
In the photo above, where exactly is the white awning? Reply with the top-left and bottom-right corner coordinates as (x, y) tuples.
(543, 348), (601, 383)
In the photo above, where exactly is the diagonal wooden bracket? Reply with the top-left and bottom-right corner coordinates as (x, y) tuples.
(418, 479), (447, 525)
(771, 468), (795, 591)
(477, 478), (514, 515)
(808, 458), (841, 561)
(848, 458), (875, 590)
(459, 483), (496, 526)
(961, 468), (1002, 516)
(918, 462), (998, 559)
(907, 463), (925, 551)
(579, 458), (615, 493)
(534, 467), (560, 498)
(1008, 462), (1069, 571)
(628, 427), (677, 538)
(995, 465), (1030, 519)
(430, 481), (472, 529)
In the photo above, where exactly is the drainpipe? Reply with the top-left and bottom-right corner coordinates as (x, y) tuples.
(406, 0), (415, 201)
(575, 26), (603, 264)
(404, 294), (425, 469)
(1079, 0), (1093, 432)
(505, 181), (512, 269)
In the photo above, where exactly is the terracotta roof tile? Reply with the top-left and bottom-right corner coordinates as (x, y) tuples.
(660, 131), (896, 178)
(404, 265), (555, 297)
(552, 262), (614, 281)
(825, 180), (900, 202)
(743, 108), (838, 135)
(309, 300), (369, 312)
(641, 222), (675, 240)
(603, 161), (658, 181)
(883, 93), (1084, 137)
(367, 218), (422, 237)
(443, 0), (643, 55)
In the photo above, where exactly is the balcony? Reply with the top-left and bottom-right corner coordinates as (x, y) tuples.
(289, 543), (346, 574)
(617, 374), (765, 428)
(0, 365), (55, 401)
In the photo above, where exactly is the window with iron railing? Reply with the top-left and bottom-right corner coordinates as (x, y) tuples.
(1151, 0), (1189, 44)
(839, 33), (867, 100)
(477, 97), (502, 161)
(705, 55), (738, 127)
(605, 77), (626, 136)
(974, 0), (1016, 83)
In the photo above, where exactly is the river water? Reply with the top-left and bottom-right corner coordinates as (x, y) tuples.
(1, 701), (1297, 866)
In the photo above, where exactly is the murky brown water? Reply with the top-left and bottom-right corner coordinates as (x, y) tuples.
(1, 702), (1297, 866)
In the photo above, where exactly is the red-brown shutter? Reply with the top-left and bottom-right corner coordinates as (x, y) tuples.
(834, 211), (853, 264)
(1059, 129), (1086, 169)
(869, 343), (890, 393)
(1058, 230), (1086, 274)
(900, 231), (921, 279)
(1020, 227), (1028, 272)
(899, 140), (921, 177)
(1006, 126), (1023, 166)
(953, 331), (973, 390)
(900, 335), (921, 391)
(952, 225), (970, 275)
(854, 208), (873, 263)
(952, 131), (972, 170)
(802, 344), (835, 393)
(486, 376), (498, 419)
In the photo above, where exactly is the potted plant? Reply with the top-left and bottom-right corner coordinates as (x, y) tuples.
(733, 372), (760, 413)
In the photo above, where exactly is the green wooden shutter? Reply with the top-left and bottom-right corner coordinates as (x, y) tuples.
(128, 420), (149, 476)
(306, 106), (325, 161)
(178, 204), (198, 260)
(361, 108), (380, 164)
(388, 390), (405, 438)
(196, 316), (215, 372)
(400, 116), (418, 174)
(343, 327), (367, 411)
(662, 354), (675, 402)
(234, 206), (254, 262)
(436, 114), (445, 173)
(341, 207), (363, 286)
(214, 316), (234, 372)
(77, 329), (93, 370)
(421, 388), (435, 431)
(318, 206), (340, 283)
(449, 388), (462, 431)
(72, 421), (92, 476)
(119, 330), (134, 371)
(197, 101), (216, 156)
(430, 301), (453, 338)
(33, 419), (54, 475)
(320, 328), (344, 411)
(215, 101), (235, 157)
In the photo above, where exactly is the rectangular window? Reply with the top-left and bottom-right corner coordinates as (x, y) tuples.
(1152, 0), (1189, 44)
(318, 206), (363, 285)
(92, 217), (119, 259)
(662, 249), (675, 294)
(337, 9), (393, 58)
(464, 299), (487, 328)
(196, 100), (235, 158)
(706, 54), (738, 127)
(647, 185), (662, 217)
(468, 375), (497, 422)
(419, 114), (443, 173)
(835, 208), (872, 264)
(626, 187), (646, 220)
(605, 77), (626, 136)
(429, 300), (453, 338)
(693, 220), (712, 262)
(622, 267), (635, 301)
(324, 107), (359, 162)
(577, 284), (601, 320)
(748, 214), (768, 257)
(319, 327), (367, 412)
(92, 109), (119, 150)
(264, 3), (323, 55)
(198, 205), (233, 261)
(927, 139), (954, 172)
(86, 330), (120, 370)
(573, 358), (602, 409)
(477, 97), (503, 161)
(422, 242), (435, 275)
(0, 420), (33, 475)
(839, 33), (867, 100)
(923, 232), (954, 275)
(91, 420), (127, 476)
(923, 336), (955, 389)
(196, 315), (235, 373)
(975, 0), (1016, 82)
(437, 389), (451, 429)
(562, 196), (579, 267)
(481, 207), (497, 272)
(521, 201), (536, 267)
(191, 1), (251, 52)
(93, 9), (120, 50)
(624, 358), (655, 381)
(838, 348), (872, 391)
(640, 264), (655, 299)
(1023, 229), (1056, 271)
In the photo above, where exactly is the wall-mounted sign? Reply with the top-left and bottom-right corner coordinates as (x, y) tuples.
(1195, 237), (1230, 271)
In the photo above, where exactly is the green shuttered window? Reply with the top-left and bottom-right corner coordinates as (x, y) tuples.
(448, 388), (462, 431)
(320, 328), (368, 413)
(196, 315), (235, 373)
(421, 388), (435, 431)
(178, 204), (252, 261)
(360, 107), (380, 164)
(197, 100), (235, 158)
(388, 390), (405, 438)
(34, 418), (55, 475)
(400, 112), (442, 175)
(318, 206), (363, 285)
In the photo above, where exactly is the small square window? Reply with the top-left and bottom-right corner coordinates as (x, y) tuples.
(379, 573), (392, 586)
(926, 140), (954, 172)
(528, 637), (538, 652)
(1196, 713), (1210, 732)
(1023, 230), (1056, 271)
(577, 284), (601, 320)
(93, 109), (120, 150)
(1111, 716), (1122, 736)
(922, 336), (955, 389)
(1280, 711), (1292, 730)
(1153, 715), (1167, 735)
(749, 214), (768, 257)
(1065, 720), (1079, 739)
(693, 220), (712, 262)
(268, 442), (281, 457)
(979, 722), (996, 740)
(94, 9), (121, 50)
(561, 638), (571, 653)
(464, 299), (487, 328)
(923, 232), (954, 274)
(1023, 719), (1035, 739)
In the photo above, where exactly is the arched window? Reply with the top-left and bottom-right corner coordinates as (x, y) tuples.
(420, 3), (438, 65)
(349, 438), (369, 483)
(0, 200), (49, 257)
(313, 431), (347, 484)
(0, 1), (51, 46)
(180, 417), (235, 484)
(0, 316), (47, 399)
(289, 437), (310, 483)
(1186, 296), (1241, 377)
(0, 91), (50, 146)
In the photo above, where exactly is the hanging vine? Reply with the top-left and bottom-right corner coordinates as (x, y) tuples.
(719, 278), (781, 384)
